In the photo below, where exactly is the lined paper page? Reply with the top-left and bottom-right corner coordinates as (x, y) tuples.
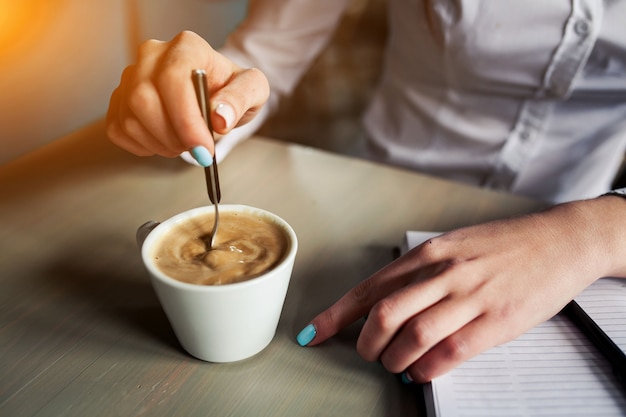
(403, 232), (626, 417)
(430, 316), (626, 416)
(575, 277), (626, 352)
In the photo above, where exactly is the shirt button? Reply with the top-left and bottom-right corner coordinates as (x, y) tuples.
(550, 79), (565, 96)
(574, 19), (589, 36)
(520, 130), (531, 141)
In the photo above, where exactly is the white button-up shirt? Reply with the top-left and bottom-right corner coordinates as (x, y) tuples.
(217, 0), (626, 202)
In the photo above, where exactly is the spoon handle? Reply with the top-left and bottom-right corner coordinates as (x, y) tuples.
(192, 69), (221, 248)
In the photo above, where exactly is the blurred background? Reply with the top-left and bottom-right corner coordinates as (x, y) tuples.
(0, 0), (248, 165)
(0, 0), (387, 166)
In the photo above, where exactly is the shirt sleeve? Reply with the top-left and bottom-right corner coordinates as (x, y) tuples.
(605, 188), (626, 198)
(210, 0), (352, 160)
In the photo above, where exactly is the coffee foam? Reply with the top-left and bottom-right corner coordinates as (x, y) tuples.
(153, 211), (289, 285)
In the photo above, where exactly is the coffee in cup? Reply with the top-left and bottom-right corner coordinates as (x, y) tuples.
(152, 211), (290, 285)
(138, 205), (298, 362)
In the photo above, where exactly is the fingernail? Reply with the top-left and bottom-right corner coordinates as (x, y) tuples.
(190, 146), (213, 167)
(296, 324), (316, 346)
(401, 372), (413, 384)
(215, 103), (235, 130)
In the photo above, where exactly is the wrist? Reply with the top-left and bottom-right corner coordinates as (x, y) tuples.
(569, 195), (626, 278)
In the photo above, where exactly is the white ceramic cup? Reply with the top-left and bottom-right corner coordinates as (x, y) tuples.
(137, 205), (298, 363)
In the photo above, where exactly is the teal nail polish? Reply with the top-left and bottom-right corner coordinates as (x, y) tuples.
(296, 324), (316, 346)
(190, 146), (213, 167)
(401, 372), (413, 384)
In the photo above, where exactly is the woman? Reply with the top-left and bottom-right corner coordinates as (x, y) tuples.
(106, 0), (626, 382)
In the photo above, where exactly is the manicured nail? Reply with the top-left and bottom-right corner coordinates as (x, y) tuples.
(215, 103), (235, 130)
(190, 146), (213, 167)
(401, 372), (413, 384)
(296, 324), (316, 346)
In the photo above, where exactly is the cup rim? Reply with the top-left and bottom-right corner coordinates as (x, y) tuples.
(141, 204), (297, 292)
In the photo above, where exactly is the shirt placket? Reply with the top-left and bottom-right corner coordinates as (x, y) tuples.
(482, 0), (603, 192)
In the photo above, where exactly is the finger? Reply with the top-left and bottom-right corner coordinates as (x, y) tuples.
(404, 315), (509, 383)
(124, 75), (183, 155)
(356, 262), (451, 361)
(153, 31), (235, 154)
(121, 115), (180, 157)
(106, 62), (174, 156)
(300, 253), (434, 347)
(106, 86), (155, 156)
(159, 72), (215, 154)
(378, 296), (482, 374)
(123, 43), (187, 155)
(209, 67), (270, 133)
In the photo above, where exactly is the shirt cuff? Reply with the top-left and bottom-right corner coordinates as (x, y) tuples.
(604, 188), (626, 198)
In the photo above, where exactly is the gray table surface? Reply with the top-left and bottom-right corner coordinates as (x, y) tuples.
(0, 120), (546, 416)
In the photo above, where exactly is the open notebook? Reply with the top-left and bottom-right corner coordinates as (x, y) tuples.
(403, 231), (626, 417)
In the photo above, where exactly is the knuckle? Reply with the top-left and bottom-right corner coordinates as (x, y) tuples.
(174, 30), (200, 44)
(352, 278), (375, 305)
(410, 333), (473, 382)
(367, 298), (406, 333)
(493, 303), (516, 324)
(414, 236), (445, 262)
(127, 81), (153, 114)
(245, 66), (263, 77)
(406, 317), (437, 349)
(355, 337), (375, 361)
(318, 308), (339, 335)
(411, 364), (435, 383)
(105, 120), (122, 143)
(379, 353), (402, 373)
(120, 115), (139, 137)
(437, 333), (471, 363)
(170, 31), (211, 56)
(244, 68), (270, 94)
(368, 299), (400, 333)
(120, 65), (136, 84)
(137, 38), (162, 58)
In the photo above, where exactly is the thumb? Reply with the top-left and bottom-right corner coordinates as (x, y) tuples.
(209, 67), (270, 134)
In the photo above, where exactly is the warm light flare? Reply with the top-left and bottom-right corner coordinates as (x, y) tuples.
(0, 0), (61, 60)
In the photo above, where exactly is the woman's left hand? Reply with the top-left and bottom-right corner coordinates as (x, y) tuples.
(297, 197), (626, 382)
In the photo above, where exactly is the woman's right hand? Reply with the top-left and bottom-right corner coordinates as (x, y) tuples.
(106, 30), (270, 164)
